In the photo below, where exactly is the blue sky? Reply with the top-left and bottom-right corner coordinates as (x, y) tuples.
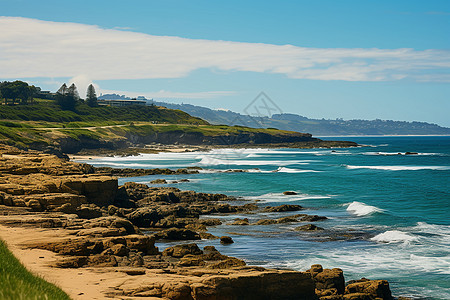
(1, 0), (450, 126)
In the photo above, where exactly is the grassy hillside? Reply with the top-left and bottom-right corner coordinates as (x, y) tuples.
(0, 99), (316, 151)
(0, 99), (207, 124)
(0, 239), (70, 300)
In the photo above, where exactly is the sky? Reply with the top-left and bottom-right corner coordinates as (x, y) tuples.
(1, 0), (449, 126)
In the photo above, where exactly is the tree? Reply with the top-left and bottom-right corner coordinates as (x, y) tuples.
(0, 80), (36, 104)
(56, 83), (78, 110)
(86, 84), (98, 107)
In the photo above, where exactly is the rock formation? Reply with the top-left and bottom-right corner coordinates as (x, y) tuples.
(0, 144), (396, 299)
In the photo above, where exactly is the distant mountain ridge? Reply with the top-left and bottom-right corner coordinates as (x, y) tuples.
(152, 101), (450, 136)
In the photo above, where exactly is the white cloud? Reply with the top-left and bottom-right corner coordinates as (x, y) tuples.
(1, 17), (450, 82)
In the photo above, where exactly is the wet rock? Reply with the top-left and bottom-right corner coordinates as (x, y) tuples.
(295, 224), (324, 231)
(220, 236), (234, 244)
(231, 218), (249, 225)
(277, 216), (299, 223)
(199, 232), (218, 240)
(308, 265), (345, 295)
(162, 243), (203, 258)
(199, 218), (222, 226)
(255, 219), (278, 225)
(155, 228), (201, 241)
(345, 279), (393, 300)
(185, 223), (207, 232)
(150, 179), (167, 184)
(263, 204), (303, 212)
(300, 215), (328, 222)
(238, 203), (259, 211)
(405, 152), (418, 155)
(283, 191), (298, 195)
(126, 207), (161, 227)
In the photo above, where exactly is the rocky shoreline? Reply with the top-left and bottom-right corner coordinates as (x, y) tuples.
(0, 144), (406, 299)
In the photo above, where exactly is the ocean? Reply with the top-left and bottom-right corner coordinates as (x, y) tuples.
(79, 136), (450, 299)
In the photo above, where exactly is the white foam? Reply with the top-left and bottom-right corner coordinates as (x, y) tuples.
(363, 152), (443, 156)
(197, 157), (309, 166)
(276, 167), (320, 173)
(346, 201), (384, 216)
(371, 230), (418, 243)
(245, 192), (331, 203)
(346, 165), (450, 171)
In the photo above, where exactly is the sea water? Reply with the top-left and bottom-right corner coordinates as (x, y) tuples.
(79, 136), (450, 299)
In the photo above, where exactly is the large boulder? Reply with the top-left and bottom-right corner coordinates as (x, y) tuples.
(192, 270), (316, 300)
(124, 235), (159, 255)
(126, 207), (162, 227)
(295, 224), (324, 231)
(154, 228), (201, 240)
(308, 265), (345, 295)
(345, 279), (393, 300)
(264, 204), (303, 212)
(60, 175), (118, 207)
(162, 243), (203, 258)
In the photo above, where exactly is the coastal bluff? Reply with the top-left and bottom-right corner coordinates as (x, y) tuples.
(0, 144), (396, 300)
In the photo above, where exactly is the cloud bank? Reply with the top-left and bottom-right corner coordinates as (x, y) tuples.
(1, 17), (450, 82)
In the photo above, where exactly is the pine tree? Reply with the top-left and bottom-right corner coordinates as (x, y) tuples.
(56, 83), (78, 110)
(86, 84), (98, 107)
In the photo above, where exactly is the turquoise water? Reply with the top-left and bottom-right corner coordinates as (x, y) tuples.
(80, 136), (450, 299)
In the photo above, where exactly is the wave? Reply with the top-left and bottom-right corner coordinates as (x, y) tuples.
(363, 152), (443, 156)
(371, 230), (418, 243)
(197, 157), (309, 166)
(346, 201), (384, 216)
(346, 165), (450, 171)
(276, 167), (320, 173)
(245, 192), (331, 203)
(414, 222), (450, 238)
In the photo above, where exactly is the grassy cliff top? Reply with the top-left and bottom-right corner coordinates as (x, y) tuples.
(0, 99), (314, 150)
(0, 99), (207, 125)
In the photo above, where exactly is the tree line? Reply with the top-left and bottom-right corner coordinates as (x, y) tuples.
(55, 83), (98, 110)
(0, 81), (37, 105)
(0, 80), (98, 110)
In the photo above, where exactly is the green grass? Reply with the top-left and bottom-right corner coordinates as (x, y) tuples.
(0, 239), (71, 300)
(0, 99), (207, 124)
(0, 99), (309, 149)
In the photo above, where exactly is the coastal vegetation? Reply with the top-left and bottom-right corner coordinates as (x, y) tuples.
(0, 92), (335, 152)
(0, 239), (70, 300)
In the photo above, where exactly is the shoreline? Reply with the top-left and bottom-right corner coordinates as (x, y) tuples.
(0, 144), (401, 300)
(316, 134), (450, 137)
(69, 140), (359, 160)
